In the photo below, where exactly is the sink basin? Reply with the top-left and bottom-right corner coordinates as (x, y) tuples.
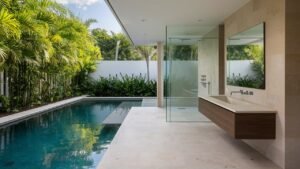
(211, 95), (231, 103)
(210, 95), (250, 105)
(199, 95), (276, 113)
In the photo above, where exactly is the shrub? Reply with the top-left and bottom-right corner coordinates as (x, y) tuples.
(0, 95), (10, 113)
(81, 74), (156, 97)
(227, 74), (258, 88)
(251, 60), (265, 89)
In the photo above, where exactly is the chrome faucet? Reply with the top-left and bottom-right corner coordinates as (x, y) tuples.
(230, 90), (254, 96)
(242, 90), (254, 95)
(230, 90), (242, 96)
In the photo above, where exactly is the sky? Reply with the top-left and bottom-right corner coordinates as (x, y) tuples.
(54, 0), (122, 33)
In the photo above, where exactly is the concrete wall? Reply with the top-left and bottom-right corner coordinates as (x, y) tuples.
(224, 0), (285, 167)
(198, 28), (219, 96)
(89, 61), (157, 80)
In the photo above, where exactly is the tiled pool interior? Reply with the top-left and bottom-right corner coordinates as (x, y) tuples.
(0, 100), (141, 169)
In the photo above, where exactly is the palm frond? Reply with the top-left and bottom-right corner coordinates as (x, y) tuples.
(84, 18), (97, 28)
(24, 57), (40, 66)
(0, 0), (10, 8)
(51, 34), (63, 44)
(0, 47), (7, 62)
(0, 8), (21, 38)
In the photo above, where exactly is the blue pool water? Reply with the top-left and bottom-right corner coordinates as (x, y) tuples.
(0, 101), (140, 169)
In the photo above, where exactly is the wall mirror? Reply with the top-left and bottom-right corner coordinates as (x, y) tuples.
(226, 23), (265, 89)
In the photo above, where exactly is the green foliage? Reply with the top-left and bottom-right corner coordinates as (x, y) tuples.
(135, 46), (157, 60)
(134, 45), (157, 81)
(227, 44), (265, 89)
(0, 0), (157, 113)
(92, 28), (142, 60)
(79, 74), (156, 97)
(0, 95), (10, 112)
(168, 45), (197, 60)
(0, 8), (21, 38)
(227, 45), (249, 60)
(227, 45), (263, 60)
(251, 60), (265, 89)
(0, 0), (101, 111)
(227, 74), (262, 89)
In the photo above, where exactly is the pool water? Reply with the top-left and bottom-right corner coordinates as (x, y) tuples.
(0, 101), (140, 169)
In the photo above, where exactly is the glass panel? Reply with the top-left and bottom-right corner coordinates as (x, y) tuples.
(165, 25), (218, 122)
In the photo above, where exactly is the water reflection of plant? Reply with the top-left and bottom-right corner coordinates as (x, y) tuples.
(36, 109), (105, 168)
(0, 103), (119, 169)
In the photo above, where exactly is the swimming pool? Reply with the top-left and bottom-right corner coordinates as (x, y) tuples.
(0, 100), (141, 169)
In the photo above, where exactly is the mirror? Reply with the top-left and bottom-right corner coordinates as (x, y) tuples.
(226, 23), (265, 89)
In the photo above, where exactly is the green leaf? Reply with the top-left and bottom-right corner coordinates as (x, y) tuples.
(0, 8), (21, 38)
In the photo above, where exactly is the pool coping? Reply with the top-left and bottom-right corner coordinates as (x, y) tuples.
(0, 96), (154, 127)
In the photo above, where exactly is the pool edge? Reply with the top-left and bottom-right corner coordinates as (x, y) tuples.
(0, 96), (152, 127)
(0, 96), (86, 127)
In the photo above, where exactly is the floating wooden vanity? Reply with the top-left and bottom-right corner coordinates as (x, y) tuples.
(198, 96), (276, 139)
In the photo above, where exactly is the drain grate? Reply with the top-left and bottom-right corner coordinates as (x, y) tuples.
(176, 107), (187, 110)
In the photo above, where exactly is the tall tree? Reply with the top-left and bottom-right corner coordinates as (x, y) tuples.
(92, 28), (142, 60)
(135, 46), (157, 81)
(0, 0), (101, 110)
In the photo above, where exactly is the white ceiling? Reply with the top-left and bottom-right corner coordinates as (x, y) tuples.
(228, 23), (264, 45)
(105, 0), (250, 45)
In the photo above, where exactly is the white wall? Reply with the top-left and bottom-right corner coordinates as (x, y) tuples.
(90, 61), (157, 80)
(227, 60), (255, 78)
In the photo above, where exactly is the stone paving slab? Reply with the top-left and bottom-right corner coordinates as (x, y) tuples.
(141, 98), (157, 107)
(103, 101), (141, 125)
(97, 107), (280, 169)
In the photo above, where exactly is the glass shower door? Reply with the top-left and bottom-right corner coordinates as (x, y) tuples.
(165, 25), (219, 122)
(165, 26), (200, 122)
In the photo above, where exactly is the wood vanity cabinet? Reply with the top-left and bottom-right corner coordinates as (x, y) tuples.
(198, 98), (276, 139)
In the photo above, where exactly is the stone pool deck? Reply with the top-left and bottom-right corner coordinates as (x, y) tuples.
(97, 107), (280, 169)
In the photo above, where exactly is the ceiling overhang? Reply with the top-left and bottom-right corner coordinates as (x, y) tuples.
(105, 0), (250, 45)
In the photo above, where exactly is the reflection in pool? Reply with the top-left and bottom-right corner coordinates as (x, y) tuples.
(0, 101), (140, 169)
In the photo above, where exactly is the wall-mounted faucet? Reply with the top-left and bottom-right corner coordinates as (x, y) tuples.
(230, 90), (254, 96)
(230, 90), (242, 96)
(241, 90), (254, 95)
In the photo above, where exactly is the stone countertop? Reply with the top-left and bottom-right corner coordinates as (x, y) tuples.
(199, 95), (277, 113)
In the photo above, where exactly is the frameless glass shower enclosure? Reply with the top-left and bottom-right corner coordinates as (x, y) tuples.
(165, 25), (219, 122)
